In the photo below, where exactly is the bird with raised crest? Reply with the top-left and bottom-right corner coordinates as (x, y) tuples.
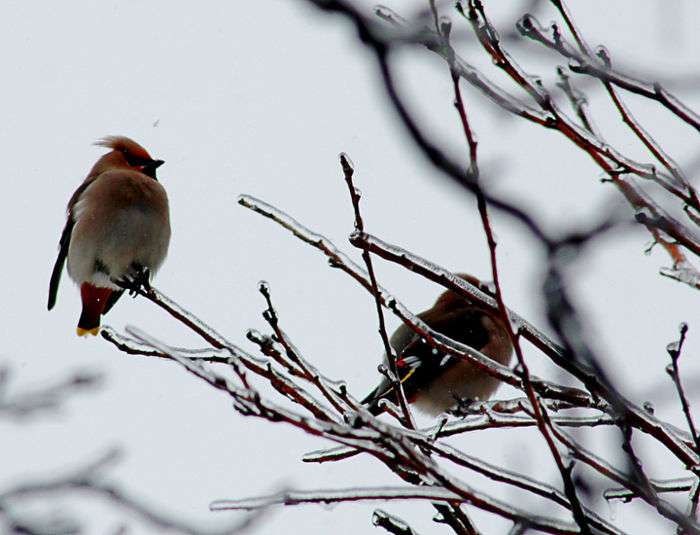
(48, 136), (171, 336)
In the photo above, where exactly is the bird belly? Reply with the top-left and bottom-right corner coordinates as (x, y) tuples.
(413, 361), (501, 416)
(67, 205), (170, 287)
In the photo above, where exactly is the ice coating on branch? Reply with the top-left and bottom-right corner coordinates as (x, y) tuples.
(666, 342), (681, 358)
(661, 263), (700, 288)
(210, 487), (582, 532)
(302, 445), (358, 463)
(211, 486), (467, 510)
(666, 322), (689, 360)
(372, 510), (416, 534)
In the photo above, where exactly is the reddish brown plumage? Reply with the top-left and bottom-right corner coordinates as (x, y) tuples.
(94, 136), (153, 161)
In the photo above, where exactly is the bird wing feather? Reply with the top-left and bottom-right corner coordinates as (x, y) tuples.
(47, 218), (74, 310)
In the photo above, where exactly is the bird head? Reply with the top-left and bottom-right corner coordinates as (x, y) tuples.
(92, 136), (165, 179)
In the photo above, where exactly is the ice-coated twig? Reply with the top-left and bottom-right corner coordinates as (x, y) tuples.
(604, 477), (696, 502)
(210, 485), (582, 535)
(688, 479), (700, 531)
(123, 326), (396, 460)
(102, 326), (234, 363)
(0, 367), (101, 419)
(556, 66), (601, 138)
(340, 153), (415, 429)
(303, 412), (623, 465)
(432, 501), (479, 535)
(373, 509), (423, 535)
(665, 323), (699, 452)
(660, 262), (700, 291)
(517, 9), (700, 135)
(256, 281), (353, 415)
(0, 449), (257, 535)
(374, 5), (549, 124)
(349, 232), (562, 363)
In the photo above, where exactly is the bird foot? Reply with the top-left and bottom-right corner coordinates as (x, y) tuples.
(114, 265), (152, 297)
(450, 397), (479, 417)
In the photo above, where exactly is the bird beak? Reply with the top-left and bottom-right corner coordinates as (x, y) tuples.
(142, 159), (165, 179)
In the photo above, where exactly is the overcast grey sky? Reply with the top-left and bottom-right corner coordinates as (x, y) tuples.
(2, 1), (700, 533)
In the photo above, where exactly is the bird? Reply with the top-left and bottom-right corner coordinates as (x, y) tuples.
(362, 274), (513, 417)
(48, 136), (171, 336)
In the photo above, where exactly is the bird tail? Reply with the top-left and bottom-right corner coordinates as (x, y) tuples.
(76, 283), (113, 336)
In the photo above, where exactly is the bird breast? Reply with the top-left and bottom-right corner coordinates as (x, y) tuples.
(66, 170), (170, 287)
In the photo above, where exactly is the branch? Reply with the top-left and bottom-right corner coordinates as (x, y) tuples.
(340, 153), (415, 428)
(665, 323), (699, 452)
(373, 509), (423, 535)
(604, 477), (696, 502)
(211, 486), (583, 535)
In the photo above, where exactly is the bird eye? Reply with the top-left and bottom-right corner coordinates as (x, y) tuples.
(123, 152), (144, 167)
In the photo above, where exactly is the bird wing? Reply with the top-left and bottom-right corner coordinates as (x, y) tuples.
(362, 308), (490, 412)
(48, 176), (101, 311)
(47, 218), (74, 310)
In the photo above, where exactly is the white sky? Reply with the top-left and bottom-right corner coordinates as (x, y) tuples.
(2, 0), (700, 533)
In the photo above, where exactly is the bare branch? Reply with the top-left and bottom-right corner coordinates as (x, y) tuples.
(340, 153), (415, 428)
(211, 486), (583, 535)
(665, 323), (699, 452)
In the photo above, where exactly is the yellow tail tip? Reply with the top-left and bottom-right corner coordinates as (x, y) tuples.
(76, 326), (100, 337)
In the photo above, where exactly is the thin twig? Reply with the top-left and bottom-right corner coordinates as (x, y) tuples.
(211, 486), (583, 535)
(373, 509), (423, 535)
(665, 323), (699, 452)
(340, 153), (415, 428)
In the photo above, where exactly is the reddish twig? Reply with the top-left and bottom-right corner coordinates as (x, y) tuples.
(340, 153), (415, 429)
